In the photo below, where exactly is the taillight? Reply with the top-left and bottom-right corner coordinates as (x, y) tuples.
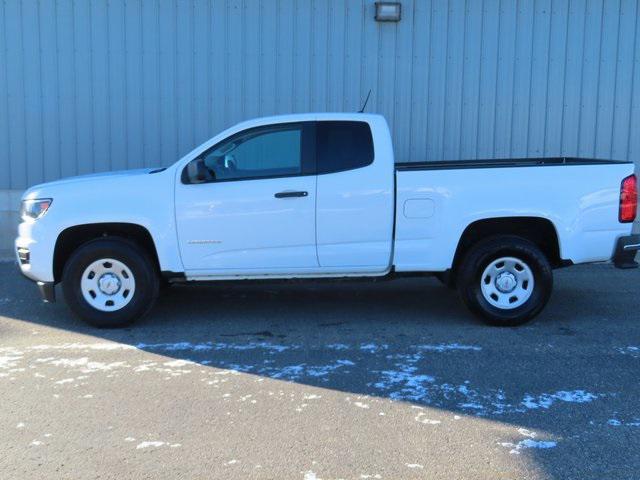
(619, 174), (637, 223)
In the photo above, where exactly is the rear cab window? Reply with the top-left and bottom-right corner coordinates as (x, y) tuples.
(315, 121), (374, 174)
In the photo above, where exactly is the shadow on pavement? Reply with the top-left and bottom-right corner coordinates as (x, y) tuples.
(1, 261), (639, 478)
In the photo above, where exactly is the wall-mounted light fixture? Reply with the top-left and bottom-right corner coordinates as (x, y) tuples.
(375, 2), (401, 22)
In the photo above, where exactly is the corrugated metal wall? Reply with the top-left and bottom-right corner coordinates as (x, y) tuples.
(1, 0), (639, 190)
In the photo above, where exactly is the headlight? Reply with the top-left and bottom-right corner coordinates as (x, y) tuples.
(20, 198), (52, 220)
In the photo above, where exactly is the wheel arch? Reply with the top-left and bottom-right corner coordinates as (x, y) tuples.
(53, 223), (160, 283)
(452, 217), (564, 275)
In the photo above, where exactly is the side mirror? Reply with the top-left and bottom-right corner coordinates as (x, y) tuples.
(184, 158), (214, 184)
(195, 159), (209, 181)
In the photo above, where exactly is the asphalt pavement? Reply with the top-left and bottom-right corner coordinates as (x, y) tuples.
(0, 261), (639, 479)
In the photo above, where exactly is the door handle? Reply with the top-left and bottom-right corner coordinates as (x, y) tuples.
(274, 191), (308, 198)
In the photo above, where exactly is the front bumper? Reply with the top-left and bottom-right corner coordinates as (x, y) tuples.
(613, 234), (640, 269)
(15, 217), (57, 283)
(15, 252), (57, 303)
(15, 217), (59, 302)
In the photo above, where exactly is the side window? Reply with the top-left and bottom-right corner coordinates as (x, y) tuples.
(316, 121), (374, 174)
(184, 125), (303, 183)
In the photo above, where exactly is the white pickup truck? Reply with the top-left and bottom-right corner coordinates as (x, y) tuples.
(15, 113), (639, 328)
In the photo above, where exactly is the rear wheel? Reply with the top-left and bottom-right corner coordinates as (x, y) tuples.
(62, 238), (159, 328)
(456, 235), (553, 326)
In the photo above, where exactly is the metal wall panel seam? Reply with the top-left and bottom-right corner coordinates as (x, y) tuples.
(542, 0), (554, 156)
(491, 0), (503, 158)
(1, 0), (10, 189)
(591, 0), (606, 158)
(525, 0), (538, 157)
(606, 0), (622, 158)
(19, 0), (27, 186)
(36, 0), (45, 184)
(625, 0), (639, 159)
(471, 0), (484, 159)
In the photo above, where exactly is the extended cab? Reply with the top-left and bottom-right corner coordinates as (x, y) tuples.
(15, 113), (639, 327)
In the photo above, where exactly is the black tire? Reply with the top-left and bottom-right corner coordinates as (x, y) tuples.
(62, 237), (160, 328)
(456, 235), (553, 327)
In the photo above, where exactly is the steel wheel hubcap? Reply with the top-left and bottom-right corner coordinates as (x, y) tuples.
(98, 273), (121, 295)
(480, 256), (534, 310)
(495, 271), (517, 293)
(80, 258), (135, 312)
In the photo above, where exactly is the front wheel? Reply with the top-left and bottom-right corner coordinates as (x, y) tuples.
(456, 235), (553, 327)
(62, 238), (160, 328)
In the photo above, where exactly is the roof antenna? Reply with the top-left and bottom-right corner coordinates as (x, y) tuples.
(358, 89), (372, 113)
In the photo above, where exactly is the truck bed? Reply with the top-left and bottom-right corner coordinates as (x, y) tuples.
(393, 159), (635, 272)
(396, 157), (631, 171)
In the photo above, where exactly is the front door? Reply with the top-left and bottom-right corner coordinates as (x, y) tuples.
(175, 122), (318, 275)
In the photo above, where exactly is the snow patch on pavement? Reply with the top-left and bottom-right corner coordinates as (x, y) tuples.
(54, 378), (75, 385)
(1, 340), (295, 355)
(372, 354), (436, 402)
(521, 390), (599, 410)
(136, 441), (165, 449)
(325, 343), (349, 350)
(306, 360), (355, 377)
(499, 428), (557, 455)
(607, 417), (640, 427)
(616, 346), (640, 357)
(499, 439), (557, 455)
(137, 341), (293, 353)
(29, 343), (137, 352)
(417, 343), (482, 352)
(248, 359), (356, 381)
(370, 345), (599, 414)
(163, 359), (195, 368)
(0, 352), (23, 373)
(48, 357), (129, 372)
(0, 340), (604, 419)
(135, 441), (181, 449)
(360, 343), (388, 353)
(414, 411), (441, 425)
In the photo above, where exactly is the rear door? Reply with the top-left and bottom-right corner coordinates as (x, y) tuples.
(314, 119), (395, 270)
